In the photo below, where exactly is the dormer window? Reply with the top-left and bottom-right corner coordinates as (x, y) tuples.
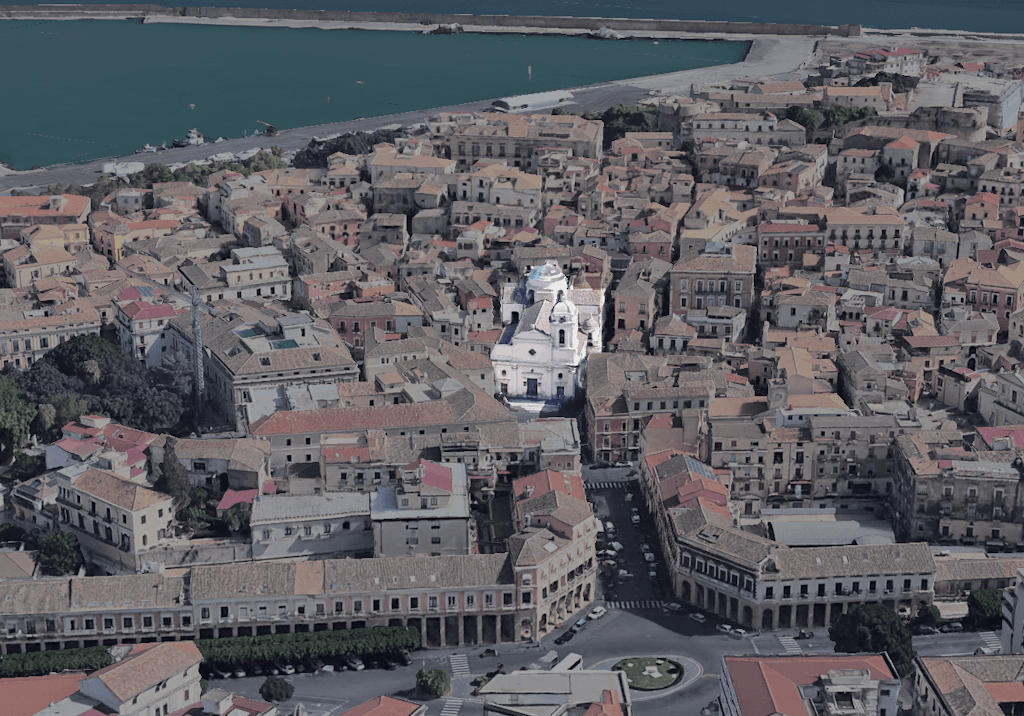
(259, 356), (271, 367)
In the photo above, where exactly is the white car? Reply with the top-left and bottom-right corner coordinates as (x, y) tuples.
(631, 515), (641, 525)
(665, 603), (684, 612)
(588, 606), (608, 620)
(716, 624), (732, 635)
(280, 664), (296, 675)
(644, 552), (656, 562)
(625, 493), (634, 502)
(688, 613), (707, 624)
(732, 628), (748, 638)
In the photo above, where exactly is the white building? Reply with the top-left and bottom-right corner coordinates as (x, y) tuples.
(250, 492), (373, 561)
(491, 262), (595, 401)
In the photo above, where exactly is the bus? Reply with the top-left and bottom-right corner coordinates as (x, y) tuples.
(551, 653), (583, 671)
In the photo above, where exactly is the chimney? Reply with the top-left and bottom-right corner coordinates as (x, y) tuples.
(524, 514), (532, 527)
(524, 485), (535, 498)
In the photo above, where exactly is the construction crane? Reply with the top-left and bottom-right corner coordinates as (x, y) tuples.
(255, 120), (278, 137)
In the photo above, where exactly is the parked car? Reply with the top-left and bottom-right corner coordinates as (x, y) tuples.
(280, 664), (296, 675)
(640, 544), (652, 554)
(644, 552), (656, 562)
(688, 613), (707, 624)
(398, 650), (414, 665)
(665, 603), (684, 612)
(613, 461), (632, 468)
(570, 617), (588, 633)
(625, 493), (634, 502)
(554, 630), (575, 645)
(913, 625), (940, 635)
(940, 622), (963, 633)
(233, 668), (246, 678)
(976, 647), (997, 655)
(631, 515), (641, 525)
(588, 606), (607, 620)
(795, 629), (814, 640)
(343, 656), (365, 671)
(321, 664), (335, 673)
(716, 624), (732, 635)
(732, 628), (749, 638)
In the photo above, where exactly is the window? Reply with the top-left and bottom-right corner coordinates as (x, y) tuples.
(220, 606), (229, 618)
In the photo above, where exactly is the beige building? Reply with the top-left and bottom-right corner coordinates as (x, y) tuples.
(78, 642), (203, 716)
(2, 244), (77, 289)
(447, 113), (603, 171)
(251, 493), (374, 561)
(0, 301), (102, 370)
(370, 459), (472, 558)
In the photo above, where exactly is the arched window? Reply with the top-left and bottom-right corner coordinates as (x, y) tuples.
(558, 329), (566, 346)
(342, 521), (350, 530)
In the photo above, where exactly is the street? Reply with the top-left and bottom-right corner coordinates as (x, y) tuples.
(207, 465), (1003, 716)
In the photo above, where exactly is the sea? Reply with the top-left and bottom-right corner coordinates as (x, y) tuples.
(0, 20), (746, 170)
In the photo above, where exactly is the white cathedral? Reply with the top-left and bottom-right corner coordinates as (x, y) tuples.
(491, 261), (599, 401)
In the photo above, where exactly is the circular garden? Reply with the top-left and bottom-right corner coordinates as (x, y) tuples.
(612, 657), (684, 690)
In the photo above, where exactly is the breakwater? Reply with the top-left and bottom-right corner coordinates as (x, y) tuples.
(0, 4), (862, 36)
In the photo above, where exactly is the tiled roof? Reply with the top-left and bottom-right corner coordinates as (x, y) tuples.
(86, 642), (202, 703)
(904, 335), (961, 348)
(772, 542), (935, 581)
(341, 696), (424, 716)
(8, 673), (86, 716)
(74, 467), (171, 511)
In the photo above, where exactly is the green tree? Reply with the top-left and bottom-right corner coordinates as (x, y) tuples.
(0, 523), (27, 543)
(155, 438), (192, 512)
(916, 603), (941, 628)
(223, 502), (252, 536)
(0, 376), (37, 462)
(786, 106), (824, 132)
(967, 589), (1003, 631)
(41, 334), (118, 375)
(0, 645), (112, 677)
(829, 604), (916, 676)
(7, 452), (45, 484)
(37, 532), (85, 576)
(147, 354), (193, 400)
(259, 675), (294, 702)
(417, 668), (452, 697)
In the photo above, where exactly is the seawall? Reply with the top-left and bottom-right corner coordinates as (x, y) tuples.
(0, 4), (863, 36)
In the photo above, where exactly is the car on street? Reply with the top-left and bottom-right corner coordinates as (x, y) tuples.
(716, 624), (732, 635)
(570, 617), (588, 633)
(940, 621), (963, 633)
(732, 628), (748, 638)
(976, 647), (997, 655)
(613, 461), (632, 468)
(279, 664), (296, 675)
(631, 515), (641, 525)
(343, 656), (365, 671)
(397, 650), (413, 665)
(795, 629), (814, 640)
(913, 625), (940, 635)
(625, 493), (634, 502)
(665, 603), (684, 612)
(644, 552), (656, 562)
(233, 669), (246, 678)
(688, 613), (707, 624)
(640, 544), (651, 554)
(554, 630), (575, 645)
(588, 606), (607, 620)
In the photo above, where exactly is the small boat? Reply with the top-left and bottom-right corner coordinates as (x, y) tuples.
(135, 143), (158, 154)
(172, 128), (205, 148)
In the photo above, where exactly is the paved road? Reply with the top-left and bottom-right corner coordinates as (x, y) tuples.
(0, 35), (817, 193)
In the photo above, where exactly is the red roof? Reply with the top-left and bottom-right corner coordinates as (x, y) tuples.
(903, 335), (960, 348)
(402, 458), (453, 493)
(217, 489), (258, 512)
(513, 469), (586, 502)
(122, 301), (177, 321)
(341, 696), (423, 716)
(724, 655), (896, 716)
(759, 223), (822, 233)
(8, 673), (86, 716)
(977, 426), (1024, 449)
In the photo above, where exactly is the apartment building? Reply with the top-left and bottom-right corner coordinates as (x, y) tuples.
(670, 243), (756, 316)
(913, 655), (1024, 716)
(823, 207), (906, 254)
(844, 46), (926, 76)
(979, 370), (1024, 426)
(457, 164), (542, 209)
(179, 247), (292, 304)
(0, 194), (91, 242)
(757, 222), (827, 267)
(892, 431), (1024, 547)
(943, 256), (1024, 331)
(720, 654), (900, 716)
(0, 301), (102, 370)
(666, 497), (936, 630)
(250, 493), (373, 561)
(689, 112), (806, 146)
(328, 299), (424, 348)
(447, 113), (603, 171)
(116, 298), (183, 368)
(611, 258), (670, 334)
(370, 459), (472, 558)
(78, 642), (203, 716)
(2, 244), (77, 289)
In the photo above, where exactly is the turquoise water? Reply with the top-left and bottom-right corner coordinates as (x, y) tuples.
(3, 0), (1024, 33)
(0, 20), (745, 169)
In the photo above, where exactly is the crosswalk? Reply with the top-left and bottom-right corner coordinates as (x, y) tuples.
(440, 699), (464, 716)
(980, 631), (1002, 652)
(604, 599), (665, 609)
(587, 481), (635, 490)
(779, 636), (803, 655)
(449, 653), (471, 678)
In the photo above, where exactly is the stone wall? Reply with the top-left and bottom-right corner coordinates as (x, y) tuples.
(0, 4), (862, 36)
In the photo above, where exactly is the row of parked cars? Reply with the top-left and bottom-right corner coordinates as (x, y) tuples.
(209, 650), (414, 679)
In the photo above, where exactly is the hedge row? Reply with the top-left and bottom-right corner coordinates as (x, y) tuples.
(196, 625), (421, 671)
(0, 645), (112, 677)
(0, 625), (419, 677)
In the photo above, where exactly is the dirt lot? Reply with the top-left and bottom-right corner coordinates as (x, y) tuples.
(815, 37), (1024, 68)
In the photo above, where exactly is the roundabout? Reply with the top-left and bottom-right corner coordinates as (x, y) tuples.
(588, 654), (704, 701)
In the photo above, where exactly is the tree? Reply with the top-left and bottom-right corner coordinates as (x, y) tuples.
(829, 604), (916, 676)
(916, 603), (941, 628)
(155, 438), (192, 513)
(37, 532), (84, 576)
(147, 354), (193, 400)
(259, 675), (294, 703)
(0, 523), (27, 543)
(967, 589), (1002, 631)
(786, 106), (824, 132)
(6, 453), (45, 484)
(41, 334), (118, 375)
(417, 668), (452, 697)
(0, 376), (36, 462)
(223, 502), (252, 536)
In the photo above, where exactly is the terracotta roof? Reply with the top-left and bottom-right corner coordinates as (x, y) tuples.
(724, 655), (896, 716)
(8, 673), (86, 716)
(904, 335), (961, 348)
(74, 467), (171, 511)
(513, 469), (586, 502)
(341, 696), (424, 716)
(86, 642), (202, 703)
